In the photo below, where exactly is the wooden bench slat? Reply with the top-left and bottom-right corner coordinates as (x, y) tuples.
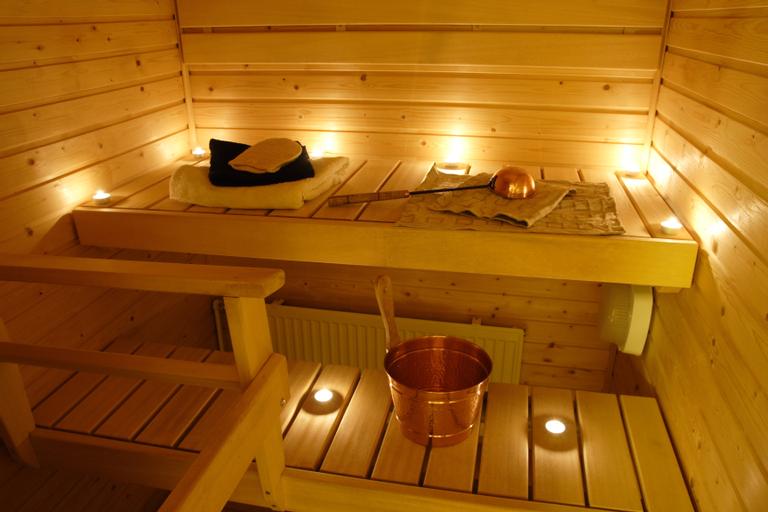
(94, 346), (210, 441)
(423, 421), (481, 492)
(477, 383), (529, 499)
(531, 387), (584, 506)
(576, 391), (642, 511)
(542, 167), (579, 181)
(620, 395), (694, 512)
(280, 360), (322, 434)
(283, 365), (360, 470)
(135, 351), (229, 448)
(321, 369), (391, 477)
(313, 159), (399, 221)
(187, 205), (228, 213)
(33, 339), (141, 428)
(370, 412), (426, 485)
(358, 160), (433, 222)
(620, 175), (692, 240)
(113, 178), (172, 210)
(269, 158), (367, 219)
(581, 169), (650, 238)
(150, 197), (191, 212)
(55, 342), (176, 434)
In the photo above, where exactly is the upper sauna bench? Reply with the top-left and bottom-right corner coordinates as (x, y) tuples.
(72, 158), (698, 288)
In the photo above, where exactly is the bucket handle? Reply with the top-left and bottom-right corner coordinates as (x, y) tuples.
(374, 275), (401, 350)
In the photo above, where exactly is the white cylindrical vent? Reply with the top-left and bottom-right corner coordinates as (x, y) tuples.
(599, 284), (653, 355)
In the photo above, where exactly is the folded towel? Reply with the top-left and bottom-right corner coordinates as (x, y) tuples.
(208, 138), (314, 186)
(420, 169), (573, 227)
(170, 156), (351, 209)
(229, 138), (303, 173)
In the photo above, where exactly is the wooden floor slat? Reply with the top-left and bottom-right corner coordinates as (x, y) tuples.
(55, 343), (177, 434)
(370, 412), (427, 485)
(477, 383), (529, 499)
(576, 391), (642, 511)
(283, 364), (360, 470)
(33, 339), (142, 428)
(94, 346), (210, 441)
(176, 351), (235, 452)
(531, 387), (584, 506)
(134, 350), (228, 448)
(321, 369), (391, 477)
(620, 395), (695, 512)
(423, 421), (481, 492)
(280, 360), (323, 434)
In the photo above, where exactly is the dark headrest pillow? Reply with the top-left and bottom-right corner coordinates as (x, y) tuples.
(208, 138), (315, 187)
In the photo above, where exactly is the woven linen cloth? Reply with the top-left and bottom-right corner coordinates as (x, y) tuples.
(396, 169), (625, 235)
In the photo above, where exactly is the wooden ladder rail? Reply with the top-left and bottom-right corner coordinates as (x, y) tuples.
(0, 253), (290, 511)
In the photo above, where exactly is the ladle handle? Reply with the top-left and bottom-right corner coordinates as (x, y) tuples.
(374, 275), (401, 350)
(328, 190), (410, 206)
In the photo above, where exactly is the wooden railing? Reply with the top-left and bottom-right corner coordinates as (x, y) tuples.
(0, 253), (289, 511)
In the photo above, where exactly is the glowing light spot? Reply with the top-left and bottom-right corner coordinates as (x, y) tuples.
(660, 216), (683, 235)
(545, 419), (566, 435)
(92, 190), (111, 205)
(191, 146), (207, 157)
(314, 388), (333, 403)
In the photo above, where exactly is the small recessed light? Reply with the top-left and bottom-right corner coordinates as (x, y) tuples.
(313, 388), (333, 403)
(545, 419), (566, 435)
(191, 146), (207, 157)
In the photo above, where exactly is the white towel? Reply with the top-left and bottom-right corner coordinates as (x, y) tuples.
(169, 156), (351, 209)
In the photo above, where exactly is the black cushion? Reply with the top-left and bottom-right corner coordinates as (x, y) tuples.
(208, 138), (314, 187)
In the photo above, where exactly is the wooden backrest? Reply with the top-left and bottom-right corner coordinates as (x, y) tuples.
(0, 253), (291, 511)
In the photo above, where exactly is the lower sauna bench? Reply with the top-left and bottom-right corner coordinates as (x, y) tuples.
(28, 342), (693, 512)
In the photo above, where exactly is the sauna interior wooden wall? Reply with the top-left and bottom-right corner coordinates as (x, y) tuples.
(0, 1), (767, 511)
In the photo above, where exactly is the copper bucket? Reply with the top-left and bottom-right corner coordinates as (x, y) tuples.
(375, 276), (492, 447)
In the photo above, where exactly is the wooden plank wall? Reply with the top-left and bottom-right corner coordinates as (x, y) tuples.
(177, 0), (666, 170)
(0, 0), (189, 253)
(642, 1), (768, 510)
(206, 256), (612, 392)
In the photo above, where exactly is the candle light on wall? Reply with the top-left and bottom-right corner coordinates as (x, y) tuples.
(92, 190), (112, 205)
(434, 161), (470, 175)
(660, 216), (683, 235)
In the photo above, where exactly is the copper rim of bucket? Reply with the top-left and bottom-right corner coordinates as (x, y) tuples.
(384, 335), (492, 447)
(384, 336), (492, 396)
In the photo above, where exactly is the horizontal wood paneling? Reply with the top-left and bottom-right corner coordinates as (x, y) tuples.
(194, 103), (646, 143)
(0, 48), (182, 113)
(190, 71), (653, 110)
(662, 52), (768, 130)
(656, 85), (768, 198)
(646, 3), (768, 510)
(198, 128), (644, 169)
(0, 0), (175, 19)
(183, 32), (661, 70)
(667, 16), (768, 64)
(181, 1), (662, 170)
(0, 105), (188, 199)
(0, 21), (179, 68)
(179, 0), (665, 28)
(0, 0), (187, 254)
(0, 77), (184, 156)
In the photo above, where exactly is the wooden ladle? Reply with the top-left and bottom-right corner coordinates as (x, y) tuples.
(328, 166), (536, 206)
(374, 275), (401, 350)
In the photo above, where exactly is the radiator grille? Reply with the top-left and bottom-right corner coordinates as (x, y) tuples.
(267, 304), (524, 384)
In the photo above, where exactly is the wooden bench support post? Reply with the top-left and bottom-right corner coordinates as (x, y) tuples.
(255, 398), (288, 510)
(0, 321), (38, 467)
(224, 297), (273, 386)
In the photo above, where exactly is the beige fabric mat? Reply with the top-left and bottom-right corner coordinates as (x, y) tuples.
(396, 169), (625, 235)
